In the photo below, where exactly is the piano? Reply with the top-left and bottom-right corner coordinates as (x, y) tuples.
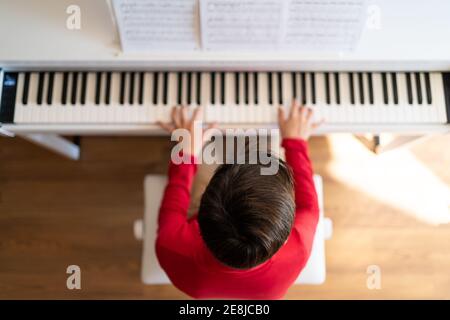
(1, 70), (450, 134)
(1, 0), (450, 144)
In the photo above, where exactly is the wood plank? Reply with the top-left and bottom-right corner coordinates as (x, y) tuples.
(0, 134), (449, 299)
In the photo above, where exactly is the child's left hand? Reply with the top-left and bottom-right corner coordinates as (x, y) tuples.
(157, 106), (217, 157)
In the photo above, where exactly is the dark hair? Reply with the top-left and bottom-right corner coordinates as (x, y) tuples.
(198, 155), (295, 270)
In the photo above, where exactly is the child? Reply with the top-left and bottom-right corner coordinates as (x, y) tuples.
(156, 101), (322, 299)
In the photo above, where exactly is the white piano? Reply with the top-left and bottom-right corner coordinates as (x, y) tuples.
(0, 0), (449, 158)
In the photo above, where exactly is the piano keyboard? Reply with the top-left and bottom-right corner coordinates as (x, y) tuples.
(1, 71), (449, 127)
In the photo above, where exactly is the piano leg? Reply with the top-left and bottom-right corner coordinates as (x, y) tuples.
(375, 134), (432, 154)
(0, 127), (15, 137)
(19, 134), (80, 160)
(354, 134), (432, 154)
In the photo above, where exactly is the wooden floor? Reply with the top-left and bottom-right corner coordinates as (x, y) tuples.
(0, 133), (449, 299)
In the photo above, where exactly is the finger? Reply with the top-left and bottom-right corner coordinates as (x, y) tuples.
(311, 118), (325, 130)
(305, 107), (313, 122)
(192, 105), (204, 122)
(278, 106), (286, 124)
(206, 122), (217, 130)
(156, 121), (175, 133)
(289, 99), (299, 117)
(299, 106), (308, 120)
(172, 106), (182, 127)
(180, 105), (188, 126)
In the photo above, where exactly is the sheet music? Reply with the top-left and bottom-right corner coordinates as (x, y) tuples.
(200, 0), (367, 52)
(284, 0), (367, 52)
(112, 0), (199, 52)
(200, 0), (287, 50)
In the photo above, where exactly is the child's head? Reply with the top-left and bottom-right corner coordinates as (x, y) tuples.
(198, 157), (295, 270)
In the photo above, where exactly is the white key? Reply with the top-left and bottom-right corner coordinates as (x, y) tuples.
(87, 72), (99, 123)
(236, 72), (246, 123)
(14, 73), (25, 122)
(420, 72), (434, 122)
(351, 72), (363, 123)
(338, 72), (351, 123)
(126, 71), (136, 123)
(33, 72), (45, 123)
(49, 72), (62, 123)
(155, 72), (168, 123)
(315, 73), (327, 122)
(397, 73), (412, 124)
(431, 73), (447, 123)
(135, 72), (146, 123)
(212, 72), (222, 122)
(130, 72), (140, 123)
(223, 72), (234, 123)
(246, 72), (257, 123)
(327, 73), (340, 123)
(70, 72), (82, 123)
(201, 72), (212, 122)
(257, 72), (271, 123)
(106, 72), (119, 123)
(282, 72), (292, 108)
(362, 73), (373, 123)
(26, 72), (39, 123)
(409, 72), (424, 122)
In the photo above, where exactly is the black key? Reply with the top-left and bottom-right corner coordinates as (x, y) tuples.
(196, 72), (201, 105)
(381, 72), (388, 105)
(348, 73), (355, 105)
(47, 72), (54, 105)
(253, 72), (259, 105)
(310, 73), (316, 104)
(277, 72), (283, 105)
(153, 72), (159, 105)
(415, 72), (422, 104)
(61, 72), (69, 105)
(358, 72), (364, 105)
(71, 72), (78, 105)
(129, 72), (135, 105)
(163, 72), (168, 105)
(301, 72), (307, 105)
(424, 72), (432, 104)
(119, 72), (126, 105)
(220, 72), (225, 105)
(334, 72), (340, 105)
(210, 72), (216, 104)
(138, 72), (144, 105)
(367, 73), (374, 105)
(324, 72), (330, 105)
(391, 73), (398, 105)
(234, 72), (240, 104)
(37, 72), (45, 105)
(268, 72), (273, 105)
(22, 72), (30, 105)
(291, 72), (297, 99)
(80, 72), (87, 105)
(406, 73), (413, 104)
(177, 72), (183, 105)
(96, 72), (102, 105)
(244, 72), (249, 105)
(104, 72), (111, 105)
(187, 72), (192, 105)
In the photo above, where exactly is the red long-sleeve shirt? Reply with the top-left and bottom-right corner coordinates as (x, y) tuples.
(155, 138), (319, 299)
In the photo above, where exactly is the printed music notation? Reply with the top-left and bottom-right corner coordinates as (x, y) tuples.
(112, 0), (367, 53)
(112, 0), (200, 52)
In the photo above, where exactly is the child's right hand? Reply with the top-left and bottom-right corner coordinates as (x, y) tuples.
(277, 100), (324, 141)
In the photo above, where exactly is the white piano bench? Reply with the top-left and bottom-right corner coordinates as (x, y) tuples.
(134, 174), (332, 286)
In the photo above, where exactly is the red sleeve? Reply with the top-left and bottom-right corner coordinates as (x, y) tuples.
(157, 154), (197, 235)
(282, 138), (320, 257)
